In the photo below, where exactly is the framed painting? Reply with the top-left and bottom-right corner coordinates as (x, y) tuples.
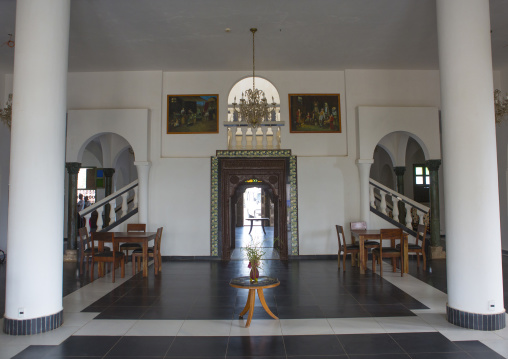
(289, 94), (341, 133)
(167, 94), (219, 134)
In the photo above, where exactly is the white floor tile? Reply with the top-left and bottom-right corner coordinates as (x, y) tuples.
(0, 344), (29, 359)
(280, 319), (334, 335)
(437, 326), (503, 341)
(177, 320), (232, 336)
(61, 312), (98, 327)
(230, 319), (282, 336)
(126, 320), (184, 336)
(374, 316), (436, 333)
(327, 317), (386, 334)
(73, 319), (136, 336)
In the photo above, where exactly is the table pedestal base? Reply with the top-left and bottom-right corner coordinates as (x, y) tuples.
(239, 288), (278, 327)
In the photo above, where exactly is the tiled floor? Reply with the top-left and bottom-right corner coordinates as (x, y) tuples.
(1, 239), (508, 358)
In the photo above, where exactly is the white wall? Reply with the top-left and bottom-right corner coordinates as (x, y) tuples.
(496, 68), (508, 250)
(0, 74), (10, 252)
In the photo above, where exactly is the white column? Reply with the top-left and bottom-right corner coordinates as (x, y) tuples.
(134, 161), (151, 224)
(5, 0), (70, 333)
(356, 159), (374, 226)
(437, 0), (505, 327)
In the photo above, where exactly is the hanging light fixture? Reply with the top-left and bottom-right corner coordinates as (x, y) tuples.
(494, 89), (508, 124)
(236, 28), (275, 128)
(0, 94), (12, 129)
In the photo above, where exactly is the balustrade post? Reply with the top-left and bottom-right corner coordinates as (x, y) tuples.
(133, 186), (139, 208)
(357, 159), (374, 225)
(261, 127), (268, 149)
(405, 202), (412, 227)
(84, 213), (91, 234)
(96, 207), (104, 231)
(380, 192), (387, 215)
(272, 127), (279, 148)
(392, 197), (399, 221)
(230, 128), (237, 149)
(121, 192), (129, 217)
(251, 128), (258, 149)
(369, 185), (375, 208)
(241, 127), (248, 148)
(108, 199), (116, 225)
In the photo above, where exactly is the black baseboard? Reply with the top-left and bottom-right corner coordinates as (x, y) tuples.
(162, 256), (221, 261)
(288, 255), (338, 260)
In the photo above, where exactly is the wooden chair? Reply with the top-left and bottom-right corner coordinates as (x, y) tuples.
(132, 227), (163, 275)
(78, 227), (110, 273)
(397, 224), (426, 270)
(372, 228), (404, 277)
(349, 221), (379, 266)
(120, 223), (146, 260)
(90, 232), (125, 283)
(336, 225), (360, 271)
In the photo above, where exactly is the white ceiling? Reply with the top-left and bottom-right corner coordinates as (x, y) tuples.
(0, 0), (507, 73)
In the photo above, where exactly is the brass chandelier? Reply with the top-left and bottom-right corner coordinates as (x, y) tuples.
(235, 28), (276, 128)
(494, 89), (508, 124)
(0, 94), (12, 129)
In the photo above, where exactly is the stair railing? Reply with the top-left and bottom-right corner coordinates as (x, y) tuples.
(78, 179), (139, 233)
(369, 178), (429, 228)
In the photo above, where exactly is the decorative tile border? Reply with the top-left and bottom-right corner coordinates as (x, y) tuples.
(446, 304), (506, 331)
(3, 310), (63, 335)
(210, 149), (299, 257)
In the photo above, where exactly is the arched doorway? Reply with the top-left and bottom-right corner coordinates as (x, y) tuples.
(219, 157), (288, 260)
(230, 181), (278, 260)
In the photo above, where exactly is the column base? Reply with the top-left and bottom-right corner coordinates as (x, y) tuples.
(3, 310), (63, 335)
(63, 249), (77, 262)
(430, 245), (446, 259)
(447, 304), (506, 331)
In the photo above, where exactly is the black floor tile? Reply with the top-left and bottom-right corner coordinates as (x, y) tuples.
(409, 353), (470, 359)
(276, 305), (325, 319)
(348, 354), (411, 359)
(106, 336), (174, 357)
(283, 334), (345, 356)
(94, 305), (149, 320)
(165, 336), (228, 357)
(390, 332), (462, 354)
(11, 345), (57, 358)
(140, 305), (190, 319)
(337, 333), (405, 355)
(320, 304), (371, 318)
(227, 336), (286, 357)
(46, 336), (121, 357)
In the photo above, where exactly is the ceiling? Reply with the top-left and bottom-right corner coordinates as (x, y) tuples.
(0, 0), (507, 74)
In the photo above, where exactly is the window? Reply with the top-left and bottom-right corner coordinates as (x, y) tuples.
(413, 165), (430, 203)
(77, 167), (96, 204)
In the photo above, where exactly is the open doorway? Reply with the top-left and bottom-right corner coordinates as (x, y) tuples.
(231, 186), (279, 260)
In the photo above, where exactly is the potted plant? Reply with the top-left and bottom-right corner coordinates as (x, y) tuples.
(243, 239), (265, 282)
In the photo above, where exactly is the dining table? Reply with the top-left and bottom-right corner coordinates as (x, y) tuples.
(109, 231), (157, 278)
(351, 229), (409, 275)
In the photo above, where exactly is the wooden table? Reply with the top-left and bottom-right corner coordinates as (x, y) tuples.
(229, 276), (280, 327)
(246, 218), (269, 234)
(113, 232), (157, 277)
(351, 230), (408, 275)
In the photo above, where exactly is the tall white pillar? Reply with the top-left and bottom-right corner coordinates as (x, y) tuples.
(4, 0), (70, 335)
(437, 0), (505, 330)
(134, 161), (151, 224)
(356, 159), (374, 227)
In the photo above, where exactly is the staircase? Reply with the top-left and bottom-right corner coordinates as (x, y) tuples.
(369, 178), (430, 239)
(79, 179), (139, 233)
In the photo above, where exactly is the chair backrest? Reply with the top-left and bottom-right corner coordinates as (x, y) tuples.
(91, 232), (115, 255)
(380, 228), (403, 247)
(335, 225), (345, 251)
(127, 223), (146, 232)
(78, 227), (91, 252)
(155, 227), (164, 252)
(416, 224), (426, 246)
(350, 221), (367, 231)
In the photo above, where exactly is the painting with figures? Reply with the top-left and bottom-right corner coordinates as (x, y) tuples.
(167, 94), (219, 134)
(289, 94), (341, 133)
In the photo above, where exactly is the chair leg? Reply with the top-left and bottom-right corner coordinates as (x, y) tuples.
(337, 251), (340, 269)
(422, 252), (426, 270)
(416, 253), (420, 268)
(400, 256), (404, 277)
(392, 258), (396, 272)
(112, 260), (116, 283)
(379, 256), (383, 276)
(90, 261), (94, 282)
(121, 258), (125, 278)
(372, 254), (376, 274)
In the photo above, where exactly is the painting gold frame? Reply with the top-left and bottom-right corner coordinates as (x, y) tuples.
(167, 94), (219, 134)
(289, 94), (341, 133)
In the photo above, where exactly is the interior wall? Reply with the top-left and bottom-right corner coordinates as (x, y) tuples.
(370, 146), (395, 190)
(496, 68), (508, 250)
(0, 74), (10, 252)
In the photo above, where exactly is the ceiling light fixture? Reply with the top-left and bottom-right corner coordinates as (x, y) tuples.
(494, 89), (508, 124)
(0, 94), (12, 129)
(234, 28), (276, 128)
